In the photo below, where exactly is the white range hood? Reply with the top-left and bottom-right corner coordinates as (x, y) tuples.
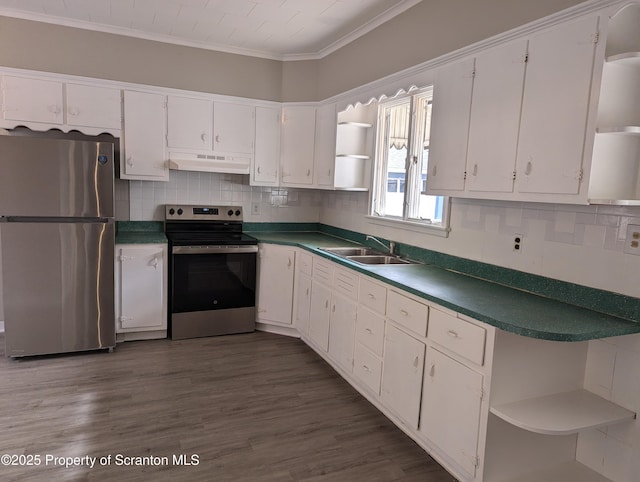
(168, 151), (251, 175)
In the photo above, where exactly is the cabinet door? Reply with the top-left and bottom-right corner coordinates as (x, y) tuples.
(314, 103), (337, 188)
(122, 90), (168, 181)
(427, 58), (474, 193)
(381, 324), (426, 429)
(281, 105), (316, 186)
(420, 347), (484, 478)
(294, 272), (312, 336)
(214, 101), (254, 154)
(2, 75), (63, 124)
(256, 244), (295, 325)
(118, 245), (164, 330)
(66, 84), (122, 130)
(466, 40), (527, 193)
(309, 280), (331, 351)
(328, 293), (357, 372)
(515, 15), (599, 195)
(167, 95), (213, 150)
(252, 106), (281, 186)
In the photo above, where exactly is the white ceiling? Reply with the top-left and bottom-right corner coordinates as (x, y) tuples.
(0, 0), (421, 60)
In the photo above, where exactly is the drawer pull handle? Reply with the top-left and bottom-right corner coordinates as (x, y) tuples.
(429, 363), (435, 377)
(332, 305), (336, 313)
(413, 356), (419, 368)
(325, 300), (329, 309)
(367, 293), (375, 299)
(447, 330), (459, 338)
(400, 309), (409, 316)
(362, 364), (371, 373)
(365, 328), (373, 334)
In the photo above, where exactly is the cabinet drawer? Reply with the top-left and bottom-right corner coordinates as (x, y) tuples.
(355, 307), (385, 356)
(333, 266), (359, 298)
(428, 309), (486, 365)
(359, 277), (387, 314)
(313, 256), (334, 284)
(353, 343), (383, 395)
(386, 290), (429, 337)
(297, 250), (313, 277)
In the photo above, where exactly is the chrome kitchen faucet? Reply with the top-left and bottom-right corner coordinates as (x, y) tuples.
(366, 235), (395, 255)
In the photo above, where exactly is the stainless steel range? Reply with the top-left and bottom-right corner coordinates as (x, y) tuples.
(165, 205), (258, 340)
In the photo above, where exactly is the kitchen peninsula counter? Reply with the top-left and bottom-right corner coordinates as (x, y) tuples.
(248, 230), (640, 342)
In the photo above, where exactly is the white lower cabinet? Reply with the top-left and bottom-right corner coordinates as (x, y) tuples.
(294, 273), (312, 337)
(309, 280), (331, 351)
(115, 243), (167, 339)
(420, 347), (484, 478)
(256, 244), (295, 326)
(328, 292), (357, 373)
(293, 250), (313, 337)
(380, 323), (426, 429)
(259, 244), (637, 482)
(353, 342), (383, 395)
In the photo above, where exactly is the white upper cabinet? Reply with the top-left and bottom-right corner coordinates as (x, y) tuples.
(1, 75), (63, 125)
(1, 76), (121, 134)
(427, 58), (475, 193)
(65, 83), (121, 131)
(466, 39), (527, 194)
(313, 102), (337, 189)
(515, 15), (599, 196)
(213, 101), (254, 155)
(167, 97), (255, 155)
(428, 14), (603, 204)
(122, 90), (168, 181)
(281, 105), (316, 186)
(166, 95), (212, 150)
(252, 106), (281, 186)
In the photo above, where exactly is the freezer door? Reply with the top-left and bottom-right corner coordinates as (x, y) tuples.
(1, 221), (115, 357)
(0, 136), (114, 218)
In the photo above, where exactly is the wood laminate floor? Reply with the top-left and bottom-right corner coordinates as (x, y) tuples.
(0, 332), (456, 481)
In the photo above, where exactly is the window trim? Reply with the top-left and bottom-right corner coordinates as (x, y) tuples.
(370, 87), (450, 236)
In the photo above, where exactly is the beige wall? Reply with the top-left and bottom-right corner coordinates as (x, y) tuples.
(316, 0), (586, 99)
(2, 0), (586, 103)
(0, 16), (283, 101)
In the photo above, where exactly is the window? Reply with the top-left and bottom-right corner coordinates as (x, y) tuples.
(370, 88), (448, 233)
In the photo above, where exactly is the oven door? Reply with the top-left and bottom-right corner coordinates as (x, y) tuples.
(170, 245), (258, 339)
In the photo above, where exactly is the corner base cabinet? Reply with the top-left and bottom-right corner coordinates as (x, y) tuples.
(255, 244), (637, 482)
(115, 243), (167, 340)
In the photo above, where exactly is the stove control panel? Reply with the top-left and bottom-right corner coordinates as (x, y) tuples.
(165, 205), (243, 221)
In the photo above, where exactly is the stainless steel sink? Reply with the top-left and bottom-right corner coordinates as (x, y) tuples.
(321, 246), (421, 265)
(347, 255), (415, 265)
(321, 247), (386, 257)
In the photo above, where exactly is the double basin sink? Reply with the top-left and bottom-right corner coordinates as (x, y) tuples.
(320, 246), (420, 265)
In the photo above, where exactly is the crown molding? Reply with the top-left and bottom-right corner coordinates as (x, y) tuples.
(0, 0), (422, 62)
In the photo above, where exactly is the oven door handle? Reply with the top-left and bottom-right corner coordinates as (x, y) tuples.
(172, 245), (259, 255)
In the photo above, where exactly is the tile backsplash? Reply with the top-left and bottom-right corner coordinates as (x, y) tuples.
(320, 192), (640, 299)
(122, 171), (323, 222)
(118, 174), (640, 298)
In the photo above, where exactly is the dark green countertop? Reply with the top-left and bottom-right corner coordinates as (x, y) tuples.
(248, 231), (640, 342)
(116, 221), (167, 244)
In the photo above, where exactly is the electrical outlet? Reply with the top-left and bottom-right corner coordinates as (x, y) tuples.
(251, 202), (261, 216)
(513, 234), (523, 253)
(624, 224), (640, 255)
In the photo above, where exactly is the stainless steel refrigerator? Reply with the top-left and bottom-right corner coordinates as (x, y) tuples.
(0, 131), (116, 357)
